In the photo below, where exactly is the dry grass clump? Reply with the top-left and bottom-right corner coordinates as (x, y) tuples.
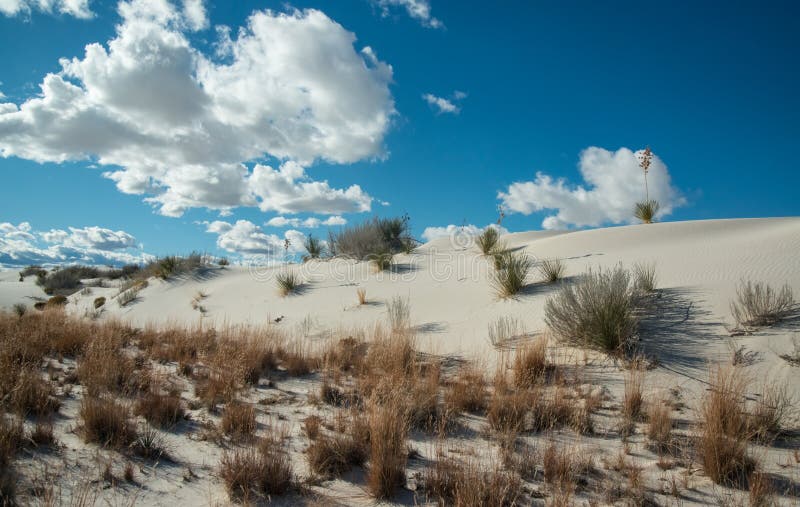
(487, 315), (524, 349)
(323, 335), (367, 374)
(220, 402), (257, 439)
(476, 227), (500, 255)
(445, 364), (488, 414)
(135, 390), (185, 429)
(632, 261), (657, 293)
(80, 396), (137, 448)
(748, 382), (793, 443)
(698, 365), (756, 485)
(490, 252), (531, 298)
(219, 439), (294, 501)
(367, 401), (408, 499)
(93, 296), (106, 308)
(145, 252), (208, 280)
(487, 389), (529, 433)
(77, 337), (149, 396)
(544, 265), (637, 355)
(370, 251), (394, 272)
(276, 270), (302, 296)
(748, 471), (775, 507)
(307, 433), (368, 477)
(356, 287), (367, 305)
(538, 258), (565, 283)
(620, 368), (644, 434)
(386, 296), (411, 333)
(512, 337), (554, 388)
(0, 416), (24, 504)
(330, 215), (414, 259)
(730, 280), (795, 329)
(4, 366), (60, 417)
(29, 421), (57, 448)
(646, 399), (673, 451)
(421, 458), (522, 506)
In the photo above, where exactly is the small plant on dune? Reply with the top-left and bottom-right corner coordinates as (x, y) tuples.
(646, 399), (673, 452)
(490, 252), (531, 298)
(304, 234), (323, 259)
(220, 401), (257, 440)
(386, 295), (411, 333)
(219, 439), (294, 501)
(544, 265), (638, 355)
(275, 270), (302, 296)
(487, 315), (524, 349)
(748, 382), (793, 443)
(476, 226), (500, 255)
(421, 458), (522, 506)
(513, 337), (552, 388)
(356, 288), (367, 305)
(80, 396), (137, 448)
(218, 256), (230, 266)
(538, 258), (565, 283)
(307, 433), (368, 478)
(634, 146), (660, 224)
(634, 199), (660, 224)
(632, 261), (657, 293)
(369, 251), (393, 272)
(93, 296), (106, 309)
(698, 365), (756, 486)
(135, 390), (185, 429)
(620, 368), (644, 435)
(367, 401), (408, 499)
(730, 280), (794, 329)
(445, 364), (488, 413)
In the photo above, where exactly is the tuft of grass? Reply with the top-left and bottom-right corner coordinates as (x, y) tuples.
(490, 252), (531, 298)
(698, 365), (756, 486)
(219, 439), (294, 501)
(369, 251), (394, 272)
(476, 227), (500, 255)
(329, 216), (413, 259)
(749, 382), (793, 443)
(544, 265), (637, 355)
(276, 270), (302, 297)
(356, 288), (367, 305)
(487, 316), (524, 349)
(367, 402), (408, 499)
(646, 399), (673, 451)
(304, 234), (323, 259)
(135, 391), (185, 429)
(386, 295), (411, 333)
(730, 280), (794, 329)
(634, 199), (660, 224)
(307, 433), (368, 477)
(80, 396), (137, 448)
(512, 338), (553, 388)
(632, 261), (657, 293)
(220, 402), (257, 440)
(421, 458), (522, 506)
(8, 367), (60, 417)
(538, 258), (566, 283)
(487, 390), (529, 434)
(621, 368), (644, 434)
(445, 364), (487, 414)
(29, 421), (57, 448)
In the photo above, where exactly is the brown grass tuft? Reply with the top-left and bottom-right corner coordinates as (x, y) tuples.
(367, 401), (408, 499)
(445, 364), (488, 414)
(646, 399), (672, 451)
(219, 439), (294, 501)
(135, 390), (185, 429)
(307, 433), (368, 477)
(620, 368), (644, 435)
(512, 337), (552, 388)
(357, 288), (367, 305)
(80, 396), (137, 448)
(220, 401), (257, 440)
(421, 457), (522, 506)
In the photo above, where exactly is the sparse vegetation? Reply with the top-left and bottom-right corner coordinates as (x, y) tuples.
(369, 251), (393, 271)
(329, 215), (414, 260)
(730, 280), (794, 329)
(632, 261), (657, 292)
(421, 458), (522, 506)
(12, 303), (25, 317)
(538, 258), (565, 283)
(356, 287), (367, 305)
(367, 401), (408, 499)
(634, 199), (660, 224)
(490, 251), (531, 298)
(488, 316), (524, 349)
(646, 399), (673, 451)
(304, 234), (324, 259)
(220, 401), (257, 439)
(80, 396), (137, 448)
(386, 295), (411, 332)
(445, 364), (487, 413)
(512, 337), (552, 388)
(307, 432), (368, 477)
(145, 252), (208, 280)
(219, 439), (294, 501)
(93, 296), (106, 308)
(276, 270), (302, 296)
(544, 265), (638, 354)
(37, 265), (100, 295)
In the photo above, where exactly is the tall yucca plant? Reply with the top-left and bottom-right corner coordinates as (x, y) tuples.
(635, 146), (660, 224)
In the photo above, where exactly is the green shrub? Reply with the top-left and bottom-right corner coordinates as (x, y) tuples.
(730, 280), (794, 328)
(544, 265), (638, 354)
(329, 216), (413, 260)
(276, 271), (302, 296)
(538, 258), (565, 283)
(476, 227), (500, 255)
(304, 235), (323, 259)
(490, 252), (531, 298)
(634, 200), (660, 224)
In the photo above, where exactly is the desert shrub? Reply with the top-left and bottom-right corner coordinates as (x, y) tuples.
(476, 227), (500, 255)
(329, 216), (413, 260)
(0, 416), (24, 504)
(307, 433), (368, 477)
(221, 402), (257, 439)
(730, 280), (794, 328)
(29, 421), (57, 447)
(698, 365), (756, 485)
(276, 270), (302, 296)
(80, 396), (137, 448)
(513, 338), (553, 388)
(78, 337), (149, 396)
(421, 458), (522, 506)
(135, 391), (185, 429)
(490, 252), (531, 298)
(131, 425), (171, 460)
(303, 415), (321, 440)
(93, 296), (106, 309)
(544, 265), (638, 354)
(117, 286), (142, 307)
(304, 234), (323, 259)
(37, 265), (100, 294)
(367, 402), (408, 499)
(386, 296), (411, 332)
(145, 252), (208, 280)
(19, 265), (46, 278)
(634, 199), (660, 224)
(12, 303), (25, 317)
(104, 263), (141, 280)
(219, 440), (293, 501)
(538, 258), (566, 283)
(632, 261), (657, 292)
(445, 364), (487, 413)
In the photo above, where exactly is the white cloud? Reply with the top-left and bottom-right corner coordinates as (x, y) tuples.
(422, 91), (465, 114)
(0, 222), (151, 267)
(0, 1), (393, 217)
(373, 0), (441, 28)
(422, 223), (508, 242)
(0, 0), (93, 18)
(498, 147), (685, 230)
(265, 215), (346, 228)
(205, 219), (306, 258)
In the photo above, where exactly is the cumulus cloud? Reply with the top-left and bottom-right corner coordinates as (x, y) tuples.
(0, 0), (393, 217)
(0, 0), (93, 18)
(265, 215), (346, 228)
(373, 0), (441, 28)
(205, 220), (307, 259)
(422, 223), (508, 242)
(422, 91), (465, 114)
(498, 147), (684, 230)
(0, 222), (151, 267)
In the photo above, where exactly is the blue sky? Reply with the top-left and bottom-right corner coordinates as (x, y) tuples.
(0, 0), (798, 265)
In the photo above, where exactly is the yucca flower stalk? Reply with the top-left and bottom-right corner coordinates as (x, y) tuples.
(638, 146), (653, 201)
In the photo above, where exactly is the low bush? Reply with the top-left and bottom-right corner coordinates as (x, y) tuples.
(37, 265), (100, 294)
(421, 458), (522, 506)
(513, 338), (553, 388)
(135, 391), (185, 429)
(329, 215), (414, 260)
(445, 365), (488, 413)
(386, 296), (411, 332)
(276, 270), (302, 296)
(544, 265), (638, 354)
(476, 227), (500, 255)
(145, 252), (208, 280)
(730, 280), (794, 328)
(538, 258), (565, 283)
(490, 252), (531, 298)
